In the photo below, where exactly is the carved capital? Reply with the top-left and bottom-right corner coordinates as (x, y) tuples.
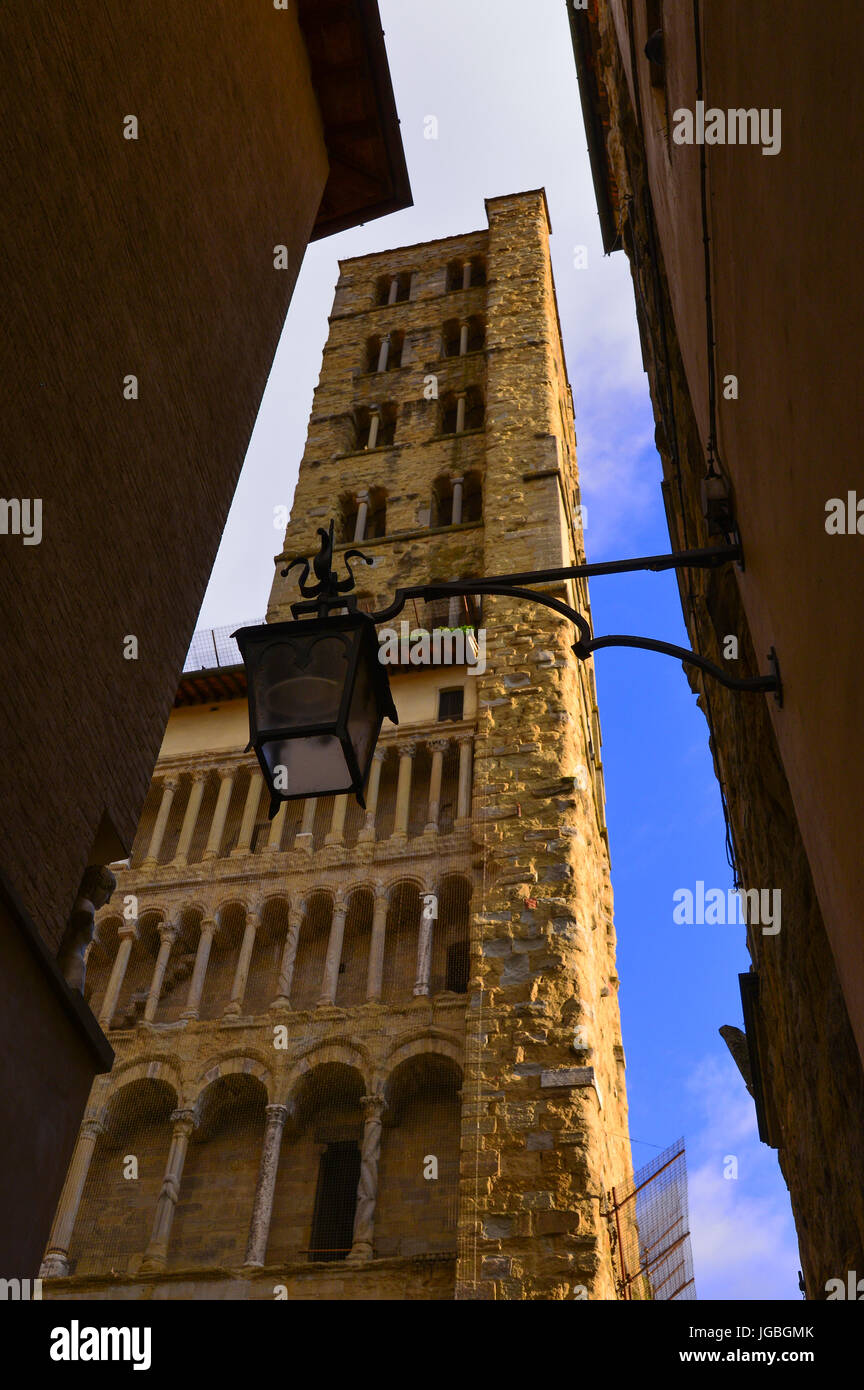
(170, 1108), (197, 1137)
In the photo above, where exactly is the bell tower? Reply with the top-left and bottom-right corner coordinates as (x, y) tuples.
(42, 189), (636, 1302)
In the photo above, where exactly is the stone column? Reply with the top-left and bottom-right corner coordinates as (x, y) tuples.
(271, 902), (305, 1010)
(232, 769), (263, 857)
(375, 333), (390, 374)
(456, 733), (474, 822)
(140, 1108), (197, 1272)
(459, 320), (469, 356)
(366, 884), (389, 1003)
(318, 893), (348, 1006)
(461, 260), (472, 291)
(40, 1117), (104, 1277)
(366, 409), (380, 451)
(143, 921), (177, 1023)
(224, 909), (260, 1018)
(98, 918), (138, 1030)
(181, 917), (217, 1020)
(295, 797), (316, 854)
(451, 475), (464, 525)
(244, 1104), (290, 1267)
(455, 391), (467, 435)
(172, 770), (206, 866)
(353, 490), (370, 542)
(387, 276), (399, 305)
(357, 748), (385, 843)
(203, 769), (236, 860)
(424, 739), (449, 833)
(392, 742), (416, 842)
(141, 776), (178, 867)
(413, 890), (435, 997)
(325, 794), (348, 847)
(346, 1092), (387, 1263)
(265, 800), (287, 853)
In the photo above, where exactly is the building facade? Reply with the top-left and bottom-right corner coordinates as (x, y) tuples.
(42, 191), (638, 1301)
(2, 0), (409, 1275)
(568, 1), (864, 1292)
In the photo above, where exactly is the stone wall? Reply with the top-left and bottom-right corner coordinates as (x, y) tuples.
(582, 4), (864, 1293)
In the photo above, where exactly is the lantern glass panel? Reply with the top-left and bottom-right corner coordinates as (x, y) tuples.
(260, 734), (350, 799)
(252, 633), (353, 733)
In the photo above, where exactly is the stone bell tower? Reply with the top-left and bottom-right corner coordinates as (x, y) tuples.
(41, 189), (635, 1302)
(267, 187), (635, 1299)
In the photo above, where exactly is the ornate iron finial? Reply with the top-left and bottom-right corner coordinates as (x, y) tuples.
(281, 519), (373, 617)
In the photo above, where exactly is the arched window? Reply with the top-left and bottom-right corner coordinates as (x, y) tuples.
(365, 331), (404, 373)
(441, 318), (461, 358)
(462, 469), (483, 521)
(375, 271), (411, 305)
(432, 875), (472, 995)
(366, 486), (387, 538)
(354, 403), (397, 451)
(445, 256), (486, 292)
(440, 387), (484, 435)
(375, 1055), (462, 1257)
(431, 473), (455, 527)
(431, 470), (483, 526)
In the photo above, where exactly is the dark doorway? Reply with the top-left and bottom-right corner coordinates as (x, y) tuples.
(308, 1140), (361, 1261)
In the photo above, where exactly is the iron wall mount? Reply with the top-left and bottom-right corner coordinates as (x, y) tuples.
(280, 528), (782, 705)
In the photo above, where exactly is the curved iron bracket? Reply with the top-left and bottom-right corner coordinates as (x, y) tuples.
(281, 526), (782, 704)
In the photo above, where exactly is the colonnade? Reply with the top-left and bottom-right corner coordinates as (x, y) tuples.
(42, 1055), (461, 1279)
(135, 732), (473, 871)
(94, 871), (470, 1030)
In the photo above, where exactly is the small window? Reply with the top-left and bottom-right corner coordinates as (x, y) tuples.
(446, 940), (470, 994)
(308, 1141), (360, 1262)
(375, 272), (411, 306)
(438, 688), (464, 722)
(446, 257), (486, 292)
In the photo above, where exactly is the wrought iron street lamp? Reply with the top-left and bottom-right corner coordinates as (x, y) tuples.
(233, 524), (397, 816)
(235, 520), (781, 813)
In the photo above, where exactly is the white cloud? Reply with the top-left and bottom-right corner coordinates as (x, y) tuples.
(684, 1054), (801, 1300)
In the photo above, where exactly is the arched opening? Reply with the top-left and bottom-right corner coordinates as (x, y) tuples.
(381, 881), (422, 1003)
(336, 888), (373, 1007)
(84, 914), (120, 1019)
(441, 317), (461, 358)
(375, 271), (411, 305)
(270, 1063), (366, 1263)
(68, 1078), (177, 1277)
(111, 911), (162, 1031)
(445, 256), (486, 292)
(375, 1054), (462, 1257)
(170, 1073), (267, 1269)
(156, 906), (200, 1023)
(252, 897), (291, 1014)
(431, 875), (472, 995)
(198, 902), (245, 1020)
(462, 469), (483, 521)
(290, 892), (333, 1010)
(440, 386), (484, 435)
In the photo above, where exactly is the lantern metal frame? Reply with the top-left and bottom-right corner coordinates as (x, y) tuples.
(238, 520), (781, 810)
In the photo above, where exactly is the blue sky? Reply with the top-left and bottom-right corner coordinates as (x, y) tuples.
(197, 0), (800, 1299)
